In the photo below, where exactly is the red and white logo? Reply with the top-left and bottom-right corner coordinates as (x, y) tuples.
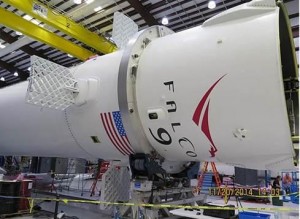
(192, 75), (226, 157)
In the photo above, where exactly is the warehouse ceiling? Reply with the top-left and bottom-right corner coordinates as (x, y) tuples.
(0, 0), (298, 87)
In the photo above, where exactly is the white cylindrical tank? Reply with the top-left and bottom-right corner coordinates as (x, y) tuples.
(0, 0), (297, 171)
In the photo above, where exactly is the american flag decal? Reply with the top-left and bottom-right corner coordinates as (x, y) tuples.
(100, 111), (134, 155)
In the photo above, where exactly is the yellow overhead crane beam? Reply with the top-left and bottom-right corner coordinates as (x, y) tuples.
(2, 0), (117, 54)
(0, 7), (94, 61)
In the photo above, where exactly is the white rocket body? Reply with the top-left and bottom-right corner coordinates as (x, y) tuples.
(0, 0), (296, 170)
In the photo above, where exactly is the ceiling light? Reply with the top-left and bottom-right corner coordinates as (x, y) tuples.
(86, 0), (94, 4)
(14, 72), (18, 77)
(94, 6), (103, 12)
(208, 0), (216, 9)
(0, 77), (5, 82)
(67, 54), (73, 58)
(0, 43), (5, 49)
(28, 67), (31, 71)
(23, 15), (32, 21)
(74, 0), (82, 4)
(162, 17), (169, 25)
(16, 31), (23, 36)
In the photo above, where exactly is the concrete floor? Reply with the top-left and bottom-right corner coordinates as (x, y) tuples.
(7, 188), (299, 219)
(205, 196), (299, 219)
(10, 197), (299, 219)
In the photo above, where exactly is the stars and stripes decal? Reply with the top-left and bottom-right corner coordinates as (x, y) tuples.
(100, 111), (134, 155)
(192, 74), (226, 157)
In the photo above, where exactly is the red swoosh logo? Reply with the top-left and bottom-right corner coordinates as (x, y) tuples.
(192, 74), (226, 157)
(201, 101), (218, 157)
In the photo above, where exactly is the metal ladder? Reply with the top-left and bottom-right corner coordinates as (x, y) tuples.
(197, 161), (221, 194)
(90, 161), (110, 196)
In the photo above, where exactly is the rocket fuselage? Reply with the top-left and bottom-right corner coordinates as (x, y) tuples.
(0, 0), (297, 170)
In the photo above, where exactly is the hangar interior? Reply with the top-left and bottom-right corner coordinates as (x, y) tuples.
(0, 0), (299, 218)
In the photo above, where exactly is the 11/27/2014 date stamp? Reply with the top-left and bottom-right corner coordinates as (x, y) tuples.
(208, 187), (280, 196)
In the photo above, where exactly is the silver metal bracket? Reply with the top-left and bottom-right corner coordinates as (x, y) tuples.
(117, 26), (174, 153)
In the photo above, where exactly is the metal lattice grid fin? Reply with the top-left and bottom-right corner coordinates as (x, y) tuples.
(100, 162), (130, 210)
(112, 12), (138, 49)
(25, 55), (79, 110)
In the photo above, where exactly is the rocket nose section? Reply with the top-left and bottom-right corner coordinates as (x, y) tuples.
(133, 1), (297, 171)
(202, 0), (277, 27)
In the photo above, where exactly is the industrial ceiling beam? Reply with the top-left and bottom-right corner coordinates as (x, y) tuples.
(172, 5), (299, 34)
(171, 1), (242, 31)
(2, 0), (117, 54)
(0, 37), (33, 58)
(105, 0), (226, 35)
(289, 13), (299, 19)
(0, 59), (22, 74)
(135, 0), (238, 31)
(0, 7), (94, 61)
(88, 5), (133, 30)
(292, 25), (299, 38)
(88, 0), (182, 31)
(0, 59), (28, 87)
(126, 0), (159, 26)
(0, 29), (79, 66)
(77, 0), (127, 24)
(93, 7), (138, 30)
